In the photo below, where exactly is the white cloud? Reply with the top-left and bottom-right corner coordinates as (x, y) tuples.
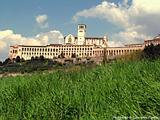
(131, 0), (160, 14)
(123, 0), (129, 7)
(73, 1), (130, 28)
(36, 31), (64, 45)
(112, 30), (151, 45)
(108, 41), (124, 47)
(36, 14), (49, 28)
(0, 30), (64, 61)
(73, 0), (160, 46)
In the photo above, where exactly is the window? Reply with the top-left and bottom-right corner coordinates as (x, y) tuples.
(68, 37), (72, 43)
(79, 26), (84, 29)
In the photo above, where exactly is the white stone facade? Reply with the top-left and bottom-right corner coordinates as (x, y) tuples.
(9, 45), (94, 60)
(144, 37), (160, 46)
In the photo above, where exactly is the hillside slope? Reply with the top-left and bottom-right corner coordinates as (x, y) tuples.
(0, 60), (160, 120)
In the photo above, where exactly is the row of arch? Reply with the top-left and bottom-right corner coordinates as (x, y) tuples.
(93, 48), (142, 57)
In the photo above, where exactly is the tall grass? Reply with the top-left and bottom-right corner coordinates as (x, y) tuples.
(0, 60), (160, 120)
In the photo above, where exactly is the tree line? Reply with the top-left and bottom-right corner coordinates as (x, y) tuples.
(142, 44), (160, 59)
(0, 52), (79, 67)
(0, 55), (46, 66)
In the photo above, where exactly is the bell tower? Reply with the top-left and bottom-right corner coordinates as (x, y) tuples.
(77, 24), (86, 45)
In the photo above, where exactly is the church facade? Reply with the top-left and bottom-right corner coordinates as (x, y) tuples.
(9, 24), (160, 60)
(64, 24), (107, 47)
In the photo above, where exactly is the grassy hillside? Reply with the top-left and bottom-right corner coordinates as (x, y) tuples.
(0, 60), (160, 120)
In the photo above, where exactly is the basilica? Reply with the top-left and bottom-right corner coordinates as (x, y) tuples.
(9, 24), (160, 60)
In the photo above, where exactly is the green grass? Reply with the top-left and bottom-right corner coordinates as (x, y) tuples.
(0, 60), (160, 120)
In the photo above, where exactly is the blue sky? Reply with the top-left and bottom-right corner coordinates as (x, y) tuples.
(0, 0), (160, 60)
(0, 0), (124, 37)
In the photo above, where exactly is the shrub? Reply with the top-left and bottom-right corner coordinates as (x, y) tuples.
(15, 56), (21, 63)
(3, 58), (12, 65)
(142, 44), (160, 59)
(71, 53), (76, 58)
(117, 50), (142, 62)
(0, 61), (3, 66)
(39, 55), (45, 61)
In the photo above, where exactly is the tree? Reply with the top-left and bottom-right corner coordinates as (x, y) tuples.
(71, 53), (76, 58)
(31, 56), (35, 61)
(21, 58), (25, 62)
(39, 55), (45, 61)
(102, 47), (107, 64)
(0, 61), (3, 66)
(35, 56), (39, 61)
(3, 58), (11, 65)
(142, 44), (160, 59)
(15, 56), (21, 63)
